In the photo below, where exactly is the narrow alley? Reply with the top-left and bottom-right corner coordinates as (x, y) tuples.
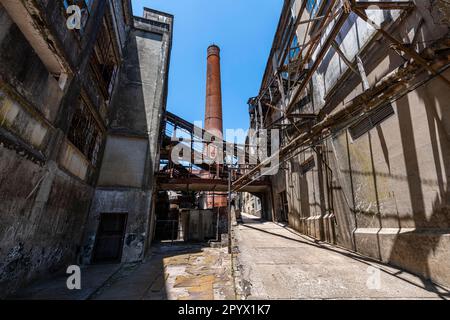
(1, 0), (450, 305)
(11, 214), (450, 300)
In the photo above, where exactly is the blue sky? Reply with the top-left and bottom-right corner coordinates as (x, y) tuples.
(131, 0), (283, 139)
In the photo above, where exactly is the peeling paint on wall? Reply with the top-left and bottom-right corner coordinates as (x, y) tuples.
(59, 140), (90, 181)
(0, 89), (49, 150)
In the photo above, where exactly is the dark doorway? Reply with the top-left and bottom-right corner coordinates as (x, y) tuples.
(279, 191), (289, 223)
(93, 213), (127, 263)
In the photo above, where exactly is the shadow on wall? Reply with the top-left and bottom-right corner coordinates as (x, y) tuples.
(322, 69), (450, 289)
(387, 73), (450, 288)
(287, 156), (312, 234)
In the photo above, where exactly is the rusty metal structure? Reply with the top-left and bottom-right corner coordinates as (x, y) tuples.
(158, 111), (268, 193)
(157, 45), (269, 206)
(233, 0), (450, 191)
(236, 0), (450, 288)
(155, 44), (266, 247)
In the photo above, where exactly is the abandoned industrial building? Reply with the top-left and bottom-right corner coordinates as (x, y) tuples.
(0, 0), (450, 300)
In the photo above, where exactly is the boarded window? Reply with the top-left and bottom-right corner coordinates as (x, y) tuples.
(67, 99), (102, 165)
(349, 103), (395, 140)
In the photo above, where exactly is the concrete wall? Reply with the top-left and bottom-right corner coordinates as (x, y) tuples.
(82, 10), (173, 263)
(98, 136), (149, 188)
(81, 189), (152, 264)
(0, 151), (93, 296)
(0, 14), (64, 123)
(0, 0), (130, 297)
(259, 1), (450, 287)
(328, 69), (450, 287)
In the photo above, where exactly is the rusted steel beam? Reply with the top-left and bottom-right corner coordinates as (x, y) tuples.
(286, 9), (350, 114)
(298, 15), (327, 25)
(285, 0), (418, 115)
(232, 61), (417, 191)
(353, 8), (450, 88)
(331, 40), (360, 75)
(353, 1), (415, 10)
(258, 0), (335, 113)
(165, 111), (255, 162)
(278, 0), (308, 73)
(234, 0), (450, 190)
(294, 0), (340, 74)
(235, 52), (450, 192)
(255, 2), (340, 124)
(255, 0), (309, 115)
(283, 1), (342, 108)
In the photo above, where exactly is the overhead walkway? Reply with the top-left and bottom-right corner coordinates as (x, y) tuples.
(158, 111), (267, 193)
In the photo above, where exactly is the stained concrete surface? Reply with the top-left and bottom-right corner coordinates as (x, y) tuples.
(10, 264), (122, 300)
(234, 213), (450, 300)
(9, 243), (235, 300)
(92, 243), (235, 300)
(10, 214), (450, 300)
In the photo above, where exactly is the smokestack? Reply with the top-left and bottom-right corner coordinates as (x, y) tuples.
(203, 44), (227, 207)
(204, 45), (223, 138)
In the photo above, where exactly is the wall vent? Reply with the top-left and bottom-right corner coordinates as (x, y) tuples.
(349, 103), (395, 140)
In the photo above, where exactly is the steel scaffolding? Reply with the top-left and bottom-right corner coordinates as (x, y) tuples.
(232, 0), (450, 192)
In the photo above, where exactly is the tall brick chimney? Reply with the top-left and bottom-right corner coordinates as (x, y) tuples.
(204, 44), (223, 139)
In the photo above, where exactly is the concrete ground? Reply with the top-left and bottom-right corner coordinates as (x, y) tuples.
(92, 243), (235, 300)
(10, 264), (122, 300)
(10, 243), (235, 300)
(234, 213), (450, 300)
(11, 214), (450, 300)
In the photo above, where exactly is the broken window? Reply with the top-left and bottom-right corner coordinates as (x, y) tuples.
(67, 99), (103, 166)
(90, 16), (119, 99)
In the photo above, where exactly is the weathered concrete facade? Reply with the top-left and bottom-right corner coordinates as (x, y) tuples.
(0, 0), (172, 297)
(246, 0), (450, 288)
(81, 8), (173, 264)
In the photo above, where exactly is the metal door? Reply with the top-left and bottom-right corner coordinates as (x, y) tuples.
(93, 213), (127, 263)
